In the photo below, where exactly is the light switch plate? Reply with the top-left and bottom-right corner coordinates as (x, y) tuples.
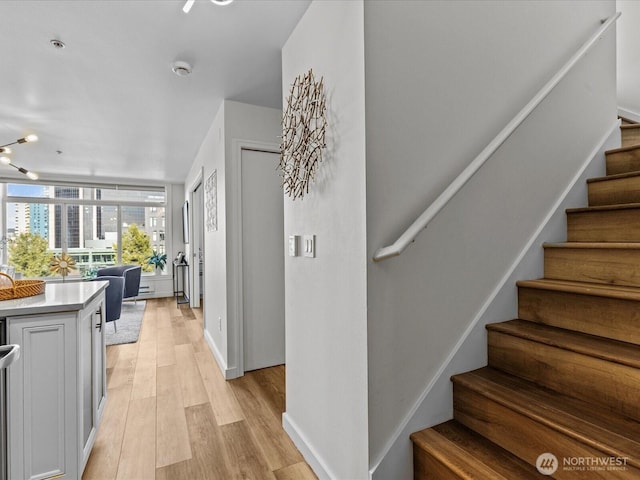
(303, 235), (316, 258)
(288, 235), (299, 257)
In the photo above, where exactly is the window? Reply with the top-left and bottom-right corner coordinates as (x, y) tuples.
(3, 182), (166, 278)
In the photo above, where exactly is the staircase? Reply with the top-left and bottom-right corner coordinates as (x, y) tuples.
(411, 120), (640, 479)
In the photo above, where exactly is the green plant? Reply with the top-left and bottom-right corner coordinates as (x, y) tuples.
(147, 250), (167, 271)
(82, 266), (99, 279)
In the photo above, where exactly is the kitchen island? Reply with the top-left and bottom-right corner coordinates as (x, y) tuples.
(2, 281), (107, 480)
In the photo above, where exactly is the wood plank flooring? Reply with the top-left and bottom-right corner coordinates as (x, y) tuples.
(83, 298), (316, 480)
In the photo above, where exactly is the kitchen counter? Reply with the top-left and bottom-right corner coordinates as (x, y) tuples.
(0, 280), (107, 317)
(5, 280), (107, 479)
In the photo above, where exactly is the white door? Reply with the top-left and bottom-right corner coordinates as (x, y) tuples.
(191, 181), (204, 309)
(241, 149), (285, 371)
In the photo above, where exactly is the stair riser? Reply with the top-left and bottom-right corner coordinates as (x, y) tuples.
(488, 331), (640, 420)
(413, 445), (463, 480)
(567, 209), (640, 242)
(588, 176), (640, 206)
(606, 149), (640, 175)
(518, 286), (640, 346)
(544, 247), (640, 287)
(621, 127), (640, 148)
(453, 385), (638, 479)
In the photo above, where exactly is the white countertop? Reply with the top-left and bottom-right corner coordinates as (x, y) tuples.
(0, 280), (107, 317)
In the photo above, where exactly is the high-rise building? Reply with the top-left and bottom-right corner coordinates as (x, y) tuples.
(13, 203), (29, 236)
(54, 187), (80, 248)
(29, 203), (48, 239)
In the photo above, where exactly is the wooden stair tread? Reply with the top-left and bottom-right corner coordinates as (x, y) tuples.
(517, 278), (640, 301)
(566, 202), (640, 214)
(618, 116), (639, 125)
(487, 319), (640, 369)
(411, 421), (542, 479)
(621, 124), (640, 131)
(543, 241), (640, 249)
(452, 368), (640, 466)
(606, 144), (640, 155)
(587, 170), (640, 184)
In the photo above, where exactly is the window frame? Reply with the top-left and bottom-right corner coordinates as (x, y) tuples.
(1, 181), (169, 277)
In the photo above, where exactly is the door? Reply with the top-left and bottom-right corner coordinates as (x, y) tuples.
(190, 181), (204, 309)
(241, 149), (285, 371)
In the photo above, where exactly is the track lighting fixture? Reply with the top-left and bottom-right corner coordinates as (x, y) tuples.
(0, 135), (39, 180)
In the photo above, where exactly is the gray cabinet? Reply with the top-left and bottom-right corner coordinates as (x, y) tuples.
(79, 300), (106, 469)
(7, 293), (106, 479)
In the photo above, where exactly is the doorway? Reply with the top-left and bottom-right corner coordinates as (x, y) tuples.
(190, 177), (205, 312)
(240, 148), (285, 372)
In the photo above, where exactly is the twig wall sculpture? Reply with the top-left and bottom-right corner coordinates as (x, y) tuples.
(279, 69), (327, 200)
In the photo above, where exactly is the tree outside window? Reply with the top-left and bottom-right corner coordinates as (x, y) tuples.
(119, 224), (154, 272)
(8, 232), (52, 278)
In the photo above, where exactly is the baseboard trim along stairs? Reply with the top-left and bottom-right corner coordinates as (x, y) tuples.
(411, 121), (640, 478)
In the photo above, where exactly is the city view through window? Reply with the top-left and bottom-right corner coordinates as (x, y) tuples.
(3, 183), (166, 279)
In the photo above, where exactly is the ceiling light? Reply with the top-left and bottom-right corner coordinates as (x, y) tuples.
(0, 135), (39, 180)
(171, 61), (192, 77)
(2, 135), (37, 148)
(182, 0), (195, 13)
(24, 170), (39, 180)
(183, 0), (233, 13)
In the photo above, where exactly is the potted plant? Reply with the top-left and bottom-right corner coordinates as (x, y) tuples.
(147, 250), (167, 274)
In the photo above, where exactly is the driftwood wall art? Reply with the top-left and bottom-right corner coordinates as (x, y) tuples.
(279, 68), (327, 200)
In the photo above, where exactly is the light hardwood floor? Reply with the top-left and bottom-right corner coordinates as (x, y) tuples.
(83, 297), (316, 480)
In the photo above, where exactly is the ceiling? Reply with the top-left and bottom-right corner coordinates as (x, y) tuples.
(0, 0), (310, 184)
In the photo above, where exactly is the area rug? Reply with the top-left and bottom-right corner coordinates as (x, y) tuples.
(105, 300), (146, 346)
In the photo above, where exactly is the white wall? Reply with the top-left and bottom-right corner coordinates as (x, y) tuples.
(617, 0), (640, 121)
(168, 183), (185, 261)
(184, 103), (228, 366)
(364, 0), (616, 477)
(281, 1), (369, 479)
(183, 100), (281, 378)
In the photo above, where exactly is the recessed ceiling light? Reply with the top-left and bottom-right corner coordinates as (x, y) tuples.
(50, 39), (66, 49)
(171, 61), (192, 77)
(211, 0), (234, 5)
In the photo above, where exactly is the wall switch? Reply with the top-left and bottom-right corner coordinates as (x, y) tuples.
(288, 235), (299, 257)
(218, 316), (222, 331)
(303, 235), (316, 258)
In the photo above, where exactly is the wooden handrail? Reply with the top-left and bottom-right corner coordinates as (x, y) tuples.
(373, 12), (621, 262)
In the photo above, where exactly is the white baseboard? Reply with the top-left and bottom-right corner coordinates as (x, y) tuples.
(368, 119), (620, 480)
(618, 107), (640, 123)
(203, 328), (240, 379)
(283, 413), (334, 480)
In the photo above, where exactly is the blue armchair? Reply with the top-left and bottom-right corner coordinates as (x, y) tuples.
(91, 276), (125, 332)
(97, 265), (142, 302)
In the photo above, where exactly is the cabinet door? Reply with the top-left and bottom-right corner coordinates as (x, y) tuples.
(93, 299), (106, 428)
(79, 304), (95, 466)
(8, 313), (77, 480)
(79, 296), (107, 472)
